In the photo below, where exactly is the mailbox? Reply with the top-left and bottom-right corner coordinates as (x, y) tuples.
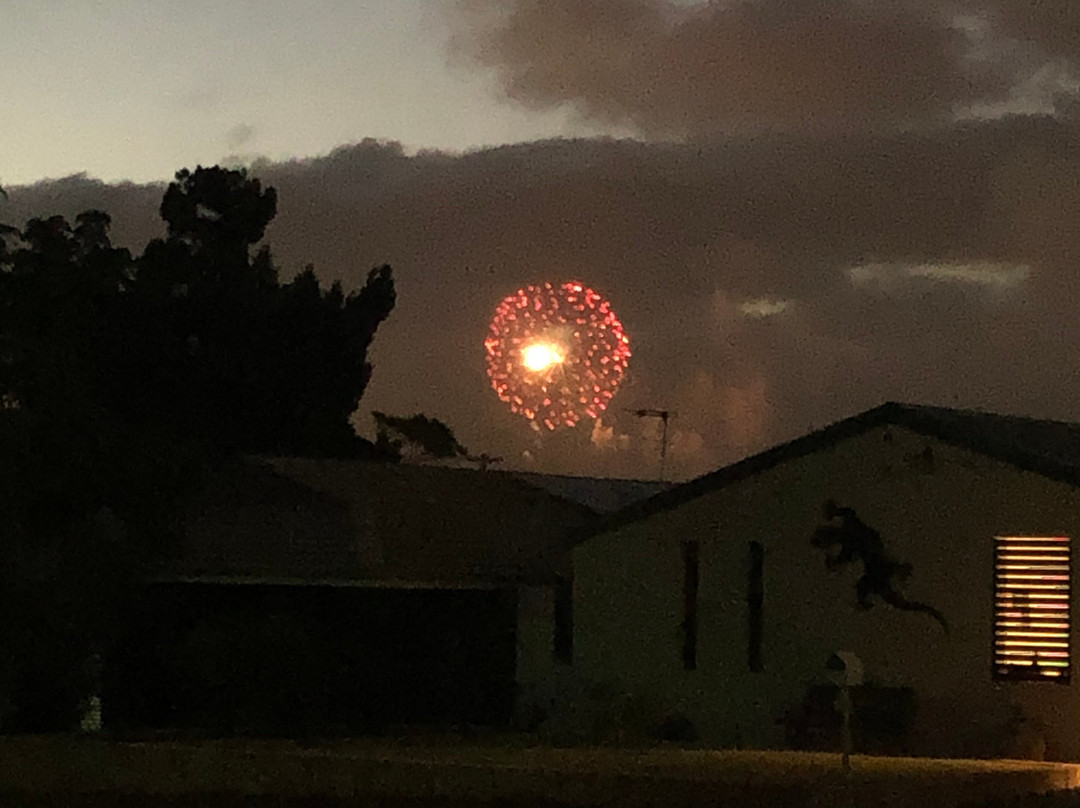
(826, 651), (864, 687)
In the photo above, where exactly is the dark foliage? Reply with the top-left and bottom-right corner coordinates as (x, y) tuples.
(117, 166), (396, 456)
(0, 391), (206, 732)
(0, 207), (208, 730)
(373, 411), (470, 461)
(652, 712), (698, 743)
(1, 165), (397, 457)
(778, 684), (916, 755)
(0, 165), (396, 730)
(160, 166), (277, 258)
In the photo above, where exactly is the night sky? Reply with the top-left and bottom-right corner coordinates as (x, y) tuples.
(5, 0), (1080, 481)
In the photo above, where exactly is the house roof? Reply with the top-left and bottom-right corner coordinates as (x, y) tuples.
(503, 470), (672, 514)
(593, 402), (1080, 535)
(155, 457), (598, 588)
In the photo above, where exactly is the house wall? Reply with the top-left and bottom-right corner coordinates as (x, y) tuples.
(108, 583), (519, 734)
(572, 424), (1080, 759)
(515, 585), (563, 727)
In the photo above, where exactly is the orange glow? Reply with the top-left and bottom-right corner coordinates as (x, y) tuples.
(998, 650), (1069, 657)
(997, 631), (1069, 638)
(999, 661), (1066, 671)
(996, 536), (1068, 541)
(485, 281), (631, 430)
(995, 535), (1071, 682)
(997, 570), (1067, 578)
(521, 342), (564, 372)
(996, 641), (1069, 648)
(998, 583), (1068, 590)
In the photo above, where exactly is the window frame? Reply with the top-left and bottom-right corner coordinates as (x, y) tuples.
(993, 534), (1071, 684)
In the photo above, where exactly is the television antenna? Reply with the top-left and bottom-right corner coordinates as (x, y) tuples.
(468, 452), (504, 472)
(627, 408), (677, 481)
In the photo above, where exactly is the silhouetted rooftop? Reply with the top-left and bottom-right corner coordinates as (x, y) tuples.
(155, 457), (599, 588)
(594, 402), (1080, 534)
(502, 470), (672, 514)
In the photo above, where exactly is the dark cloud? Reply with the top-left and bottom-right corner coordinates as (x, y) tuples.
(226, 123), (257, 151)
(988, 0), (1080, 62)
(2, 174), (165, 248)
(446, 0), (1080, 136)
(449, 0), (1013, 136)
(5, 118), (1080, 479)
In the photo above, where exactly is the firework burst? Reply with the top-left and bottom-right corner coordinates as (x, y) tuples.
(484, 281), (631, 430)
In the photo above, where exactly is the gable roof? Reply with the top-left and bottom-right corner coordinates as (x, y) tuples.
(595, 402), (1080, 534)
(503, 470), (672, 514)
(156, 457), (598, 588)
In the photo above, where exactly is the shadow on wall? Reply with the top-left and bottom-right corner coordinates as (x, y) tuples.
(518, 674), (1045, 758)
(911, 694), (1045, 761)
(779, 683), (1045, 760)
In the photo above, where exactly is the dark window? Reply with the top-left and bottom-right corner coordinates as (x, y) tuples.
(748, 540), (764, 672)
(554, 576), (573, 663)
(681, 540), (700, 670)
(994, 535), (1070, 683)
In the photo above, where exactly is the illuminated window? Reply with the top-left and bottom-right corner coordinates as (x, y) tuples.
(994, 535), (1071, 683)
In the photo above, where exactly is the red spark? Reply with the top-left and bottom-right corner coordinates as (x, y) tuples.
(484, 280), (632, 430)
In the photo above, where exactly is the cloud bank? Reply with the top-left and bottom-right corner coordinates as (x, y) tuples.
(449, 0), (1080, 135)
(9, 0), (1080, 478)
(5, 113), (1078, 480)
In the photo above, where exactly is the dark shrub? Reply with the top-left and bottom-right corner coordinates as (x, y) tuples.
(653, 712), (698, 743)
(779, 684), (915, 755)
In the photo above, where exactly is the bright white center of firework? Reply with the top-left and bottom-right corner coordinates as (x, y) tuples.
(521, 343), (564, 372)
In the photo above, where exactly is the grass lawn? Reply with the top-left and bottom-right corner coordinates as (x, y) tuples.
(1, 736), (1078, 807)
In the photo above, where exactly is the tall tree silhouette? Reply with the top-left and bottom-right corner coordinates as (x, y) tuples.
(116, 166), (396, 456)
(0, 166), (396, 728)
(373, 412), (471, 461)
(160, 166), (277, 262)
(0, 212), (203, 731)
(0, 212), (132, 416)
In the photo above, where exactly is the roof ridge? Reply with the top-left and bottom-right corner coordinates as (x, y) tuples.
(259, 454), (601, 518)
(506, 469), (674, 486)
(896, 401), (1080, 427)
(583, 401), (1080, 540)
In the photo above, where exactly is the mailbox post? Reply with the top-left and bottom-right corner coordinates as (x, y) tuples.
(825, 651), (863, 771)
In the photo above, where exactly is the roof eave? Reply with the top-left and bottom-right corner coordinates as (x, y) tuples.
(580, 401), (1080, 542)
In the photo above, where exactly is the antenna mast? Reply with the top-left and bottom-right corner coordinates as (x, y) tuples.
(628, 408), (677, 481)
(469, 452), (504, 472)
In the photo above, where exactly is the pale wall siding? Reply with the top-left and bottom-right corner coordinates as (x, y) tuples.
(516, 585), (557, 723)
(573, 424), (1080, 758)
